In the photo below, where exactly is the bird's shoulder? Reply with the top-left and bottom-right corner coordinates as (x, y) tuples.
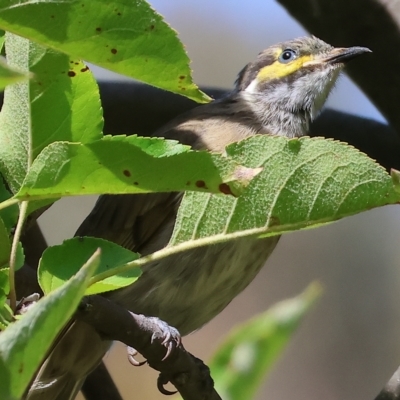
(154, 94), (267, 152)
(75, 93), (268, 252)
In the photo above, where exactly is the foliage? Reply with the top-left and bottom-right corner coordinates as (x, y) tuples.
(0, 0), (397, 398)
(0, 249), (99, 400)
(209, 284), (321, 400)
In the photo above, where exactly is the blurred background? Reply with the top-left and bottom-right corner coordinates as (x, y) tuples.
(38, 1), (400, 399)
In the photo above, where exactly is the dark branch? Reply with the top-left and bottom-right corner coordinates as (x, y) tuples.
(99, 81), (400, 172)
(75, 295), (221, 400)
(1, 80), (398, 172)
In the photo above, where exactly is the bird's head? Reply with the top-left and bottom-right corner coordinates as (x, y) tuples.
(236, 36), (371, 134)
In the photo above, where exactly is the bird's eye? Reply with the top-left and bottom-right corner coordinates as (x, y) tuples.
(279, 49), (297, 63)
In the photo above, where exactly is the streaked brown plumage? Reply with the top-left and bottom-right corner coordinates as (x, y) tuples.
(27, 36), (370, 399)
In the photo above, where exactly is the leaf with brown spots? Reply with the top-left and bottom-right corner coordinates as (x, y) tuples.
(0, 0), (210, 103)
(0, 34), (103, 198)
(13, 135), (250, 203)
(170, 136), (400, 246)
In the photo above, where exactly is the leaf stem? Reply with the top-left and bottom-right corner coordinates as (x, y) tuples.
(89, 227), (272, 285)
(88, 212), (341, 287)
(9, 201), (28, 311)
(0, 197), (19, 212)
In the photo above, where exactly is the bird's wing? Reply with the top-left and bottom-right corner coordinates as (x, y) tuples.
(75, 96), (259, 254)
(75, 192), (181, 255)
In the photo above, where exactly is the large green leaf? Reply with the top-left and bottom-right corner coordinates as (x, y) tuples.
(209, 284), (321, 400)
(0, 0), (209, 103)
(38, 237), (140, 295)
(75, 135), (400, 284)
(0, 248), (99, 400)
(14, 135), (253, 202)
(170, 136), (400, 245)
(0, 33), (103, 194)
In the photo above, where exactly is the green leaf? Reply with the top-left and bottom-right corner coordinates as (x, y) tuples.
(38, 237), (140, 295)
(29, 54), (103, 155)
(0, 213), (24, 270)
(0, 29), (5, 52)
(0, 268), (9, 296)
(0, 217), (10, 270)
(0, 301), (13, 331)
(15, 136), (251, 203)
(77, 135), (399, 287)
(391, 169), (400, 194)
(0, 0), (209, 103)
(12, 243), (24, 272)
(0, 57), (29, 90)
(170, 136), (400, 245)
(0, 34), (31, 194)
(0, 268), (13, 331)
(209, 284), (321, 400)
(0, 33), (103, 194)
(0, 178), (18, 232)
(0, 247), (100, 400)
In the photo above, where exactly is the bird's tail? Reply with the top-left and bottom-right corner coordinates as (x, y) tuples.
(26, 320), (111, 400)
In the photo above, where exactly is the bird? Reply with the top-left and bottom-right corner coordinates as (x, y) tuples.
(27, 36), (370, 399)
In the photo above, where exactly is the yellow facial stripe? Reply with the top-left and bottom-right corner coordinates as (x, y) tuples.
(257, 54), (314, 82)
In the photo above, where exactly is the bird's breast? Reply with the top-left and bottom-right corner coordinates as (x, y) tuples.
(110, 235), (280, 335)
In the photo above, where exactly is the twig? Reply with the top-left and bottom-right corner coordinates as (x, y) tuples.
(8, 200), (28, 311)
(98, 81), (400, 172)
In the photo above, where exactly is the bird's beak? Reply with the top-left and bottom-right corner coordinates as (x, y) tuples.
(322, 46), (372, 64)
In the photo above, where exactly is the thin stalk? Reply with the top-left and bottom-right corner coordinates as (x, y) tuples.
(8, 201), (28, 311)
(0, 197), (19, 212)
(88, 226), (273, 286)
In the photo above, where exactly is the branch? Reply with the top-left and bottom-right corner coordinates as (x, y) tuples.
(0, 81), (398, 172)
(17, 260), (219, 399)
(75, 295), (222, 400)
(99, 81), (400, 172)
(277, 0), (400, 135)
